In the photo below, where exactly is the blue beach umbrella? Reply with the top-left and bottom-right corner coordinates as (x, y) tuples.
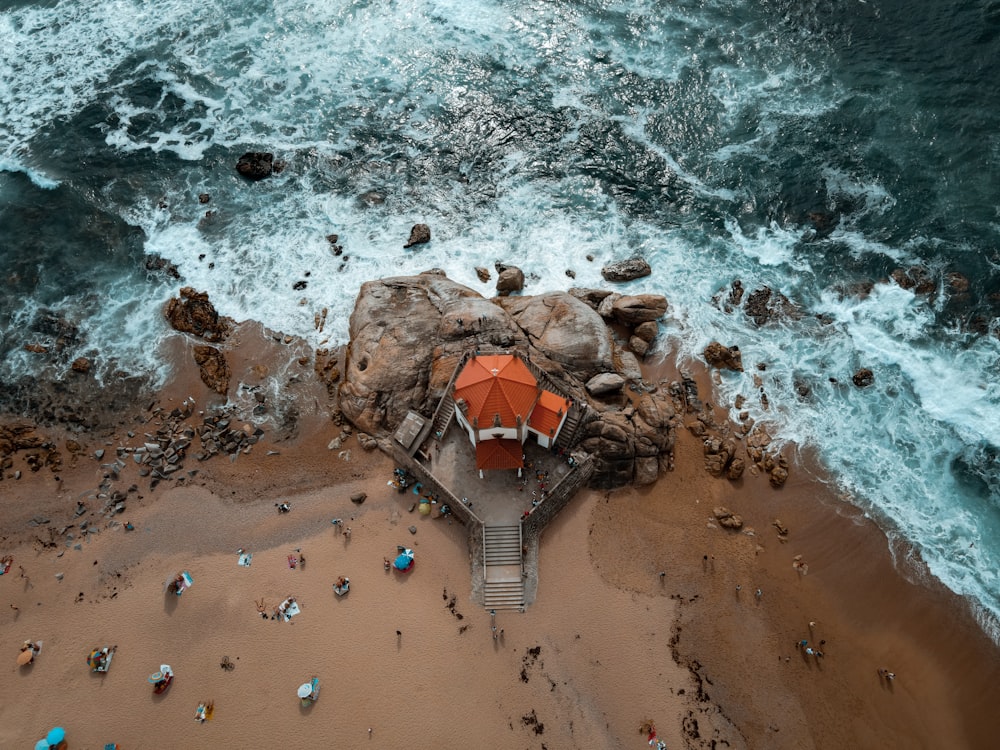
(393, 552), (414, 571)
(46, 727), (66, 744)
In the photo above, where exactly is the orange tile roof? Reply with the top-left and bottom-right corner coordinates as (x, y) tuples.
(476, 438), (525, 471)
(528, 389), (571, 437)
(454, 354), (538, 428)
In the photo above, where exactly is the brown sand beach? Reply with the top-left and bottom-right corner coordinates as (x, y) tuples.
(2, 317), (999, 750)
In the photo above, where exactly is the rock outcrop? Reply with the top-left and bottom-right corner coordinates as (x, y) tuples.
(193, 345), (231, 395)
(338, 272), (679, 487)
(164, 288), (232, 342)
(703, 342), (743, 372)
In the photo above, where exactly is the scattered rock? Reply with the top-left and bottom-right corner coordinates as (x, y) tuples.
(852, 368), (875, 388)
(601, 258), (651, 282)
(703, 342), (744, 372)
(357, 433), (379, 451)
(199, 193), (211, 204)
(713, 507), (744, 530)
(404, 223), (431, 248)
(24, 344), (48, 354)
(350, 492), (367, 504)
(408, 525), (417, 534)
(475, 266), (491, 283)
(770, 466), (789, 487)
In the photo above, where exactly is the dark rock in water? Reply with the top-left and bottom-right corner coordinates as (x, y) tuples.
(236, 152), (274, 180)
(71, 357), (91, 374)
(703, 342), (743, 372)
(601, 258), (651, 283)
(475, 266), (491, 283)
(293, 280), (308, 291)
(199, 193), (211, 204)
(807, 210), (838, 238)
(144, 254), (181, 280)
(164, 288), (232, 342)
(193, 345), (231, 395)
(24, 343), (48, 354)
(890, 266), (935, 295)
(358, 191), (385, 207)
(350, 492), (367, 504)
(852, 368), (875, 388)
(404, 223), (431, 248)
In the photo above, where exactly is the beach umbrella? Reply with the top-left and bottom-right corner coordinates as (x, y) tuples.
(148, 670), (165, 684)
(17, 649), (34, 666)
(297, 682), (313, 699)
(46, 727), (66, 744)
(393, 552), (414, 571)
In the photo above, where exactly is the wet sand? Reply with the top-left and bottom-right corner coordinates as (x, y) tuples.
(2, 329), (999, 749)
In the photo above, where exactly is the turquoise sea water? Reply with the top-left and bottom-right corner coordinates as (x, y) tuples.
(2, 0), (999, 637)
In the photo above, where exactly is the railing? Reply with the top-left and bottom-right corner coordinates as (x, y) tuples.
(521, 452), (596, 538)
(383, 440), (483, 529)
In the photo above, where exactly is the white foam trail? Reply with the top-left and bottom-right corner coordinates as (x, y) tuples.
(0, 157), (60, 189)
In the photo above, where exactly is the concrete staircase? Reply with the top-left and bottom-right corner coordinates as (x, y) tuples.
(554, 404), (584, 451)
(431, 393), (456, 441)
(483, 524), (524, 610)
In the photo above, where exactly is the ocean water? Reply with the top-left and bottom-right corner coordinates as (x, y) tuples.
(2, 0), (999, 635)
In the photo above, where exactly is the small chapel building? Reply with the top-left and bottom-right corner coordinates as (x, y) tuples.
(452, 353), (571, 476)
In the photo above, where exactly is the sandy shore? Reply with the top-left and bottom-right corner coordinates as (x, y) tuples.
(2, 330), (999, 749)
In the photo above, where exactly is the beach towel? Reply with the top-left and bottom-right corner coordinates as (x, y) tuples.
(0, 557), (11, 575)
(238, 552), (253, 567)
(284, 601), (301, 621)
(287, 554), (297, 569)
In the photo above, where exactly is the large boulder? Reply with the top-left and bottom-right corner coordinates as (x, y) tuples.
(586, 372), (625, 396)
(497, 292), (614, 379)
(610, 294), (668, 325)
(602, 258), (651, 283)
(339, 273), (522, 434)
(164, 288), (231, 342)
(495, 263), (525, 296)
